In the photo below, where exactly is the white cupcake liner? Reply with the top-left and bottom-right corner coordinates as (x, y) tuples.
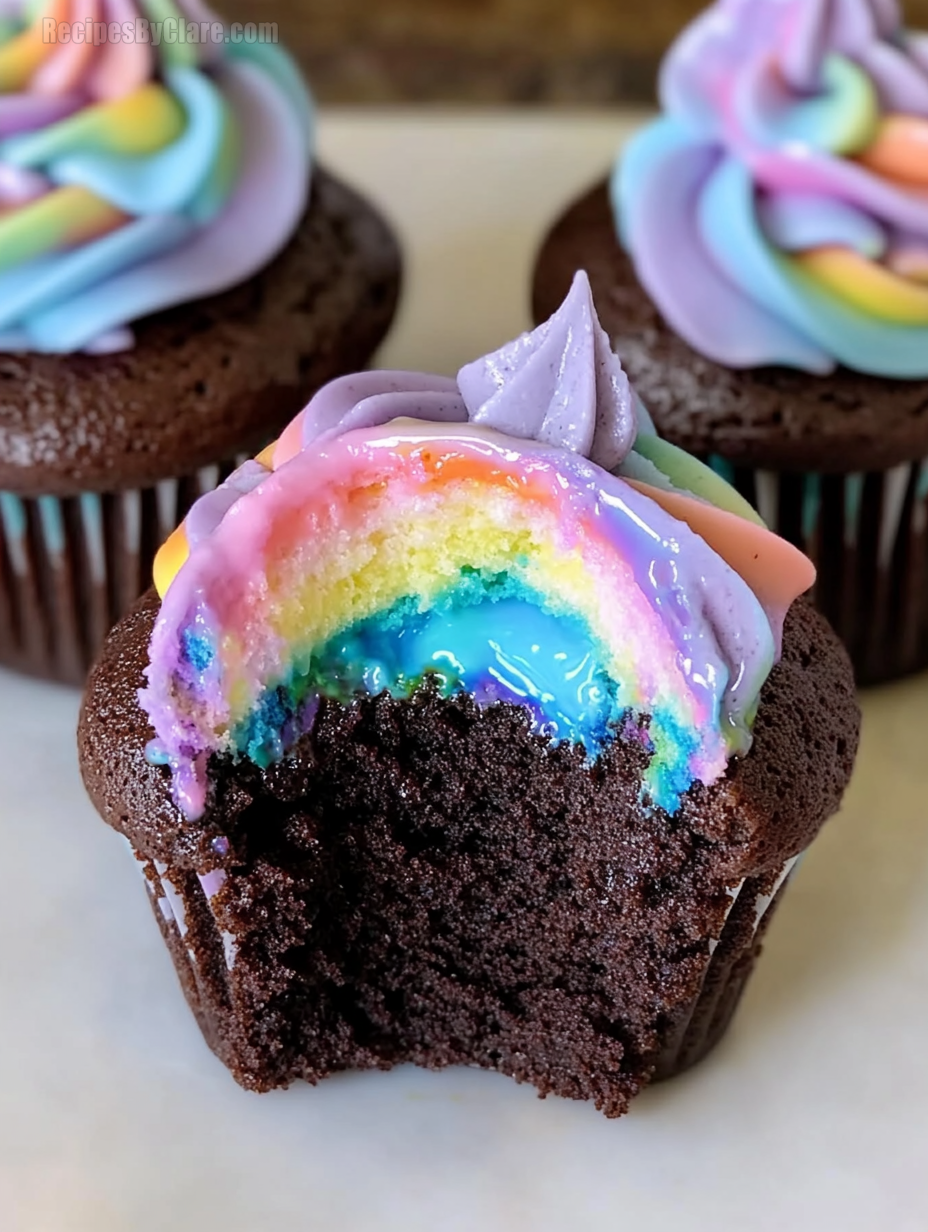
(0, 456), (248, 684)
(651, 851), (803, 1079)
(708, 454), (928, 684)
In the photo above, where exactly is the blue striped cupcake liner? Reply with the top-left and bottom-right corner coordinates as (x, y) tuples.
(0, 457), (249, 685)
(707, 455), (928, 684)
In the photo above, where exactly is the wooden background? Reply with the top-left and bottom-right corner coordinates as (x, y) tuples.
(223, 0), (928, 103)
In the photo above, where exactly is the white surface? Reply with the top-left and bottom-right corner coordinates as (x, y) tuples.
(2, 110), (927, 1232)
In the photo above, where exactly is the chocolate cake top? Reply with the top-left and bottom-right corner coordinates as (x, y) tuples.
(0, 170), (401, 497)
(77, 588), (857, 1117)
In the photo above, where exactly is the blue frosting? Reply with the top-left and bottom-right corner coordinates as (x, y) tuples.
(223, 575), (710, 815)
(43, 69), (234, 222)
(319, 594), (621, 745)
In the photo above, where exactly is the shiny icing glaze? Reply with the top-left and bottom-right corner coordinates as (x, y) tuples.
(142, 277), (814, 820)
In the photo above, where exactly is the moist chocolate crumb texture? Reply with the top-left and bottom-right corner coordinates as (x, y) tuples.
(533, 0), (928, 685)
(0, 0), (400, 684)
(79, 275), (860, 1118)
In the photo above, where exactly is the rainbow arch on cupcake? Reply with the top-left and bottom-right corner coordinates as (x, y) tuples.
(143, 276), (816, 822)
(153, 379), (813, 646)
(141, 420), (782, 820)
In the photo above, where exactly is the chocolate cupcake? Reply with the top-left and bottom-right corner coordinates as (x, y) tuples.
(533, 0), (928, 684)
(0, 2), (400, 684)
(79, 276), (859, 1117)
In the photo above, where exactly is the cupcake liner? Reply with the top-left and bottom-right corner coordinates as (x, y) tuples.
(127, 838), (804, 1092)
(0, 457), (248, 686)
(652, 853), (801, 1080)
(707, 454), (928, 685)
(130, 845), (245, 1075)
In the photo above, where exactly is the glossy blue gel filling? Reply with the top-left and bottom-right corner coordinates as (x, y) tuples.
(229, 573), (701, 814)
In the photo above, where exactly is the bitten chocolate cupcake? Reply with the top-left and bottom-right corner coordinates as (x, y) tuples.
(0, 1), (400, 684)
(533, 0), (928, 684)
(79, 276), (859, 1118)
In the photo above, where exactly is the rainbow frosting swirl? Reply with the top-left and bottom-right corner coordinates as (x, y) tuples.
(0, 0), (312, 353)
(614, 0), (928, 376)
(142, 274), (815, 820)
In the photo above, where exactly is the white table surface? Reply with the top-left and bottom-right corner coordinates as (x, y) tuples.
(1, 110), (927, 1232)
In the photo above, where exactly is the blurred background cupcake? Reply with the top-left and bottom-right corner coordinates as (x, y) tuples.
(0, 0), (400, 684)
(533, 0), (928, 685)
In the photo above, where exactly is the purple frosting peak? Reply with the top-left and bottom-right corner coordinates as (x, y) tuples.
(458, 271), (638, 472)
(177, 280), (646, 552)
(299, 371), (466, 450)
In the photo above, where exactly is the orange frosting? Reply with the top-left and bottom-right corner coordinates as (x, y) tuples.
(624, 480), (816, 614)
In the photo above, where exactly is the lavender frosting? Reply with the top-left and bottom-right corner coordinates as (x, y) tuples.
(188, 271), (650, 536)
(458, 270), (639, 470)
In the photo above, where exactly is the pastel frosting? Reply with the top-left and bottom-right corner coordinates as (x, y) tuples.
(614, 0), (928, 377)
(143, 274), (815, 821)
(0, 0), (313, 353)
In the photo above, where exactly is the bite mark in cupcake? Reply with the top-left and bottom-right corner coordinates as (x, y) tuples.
(78, 277), (859, 1114)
